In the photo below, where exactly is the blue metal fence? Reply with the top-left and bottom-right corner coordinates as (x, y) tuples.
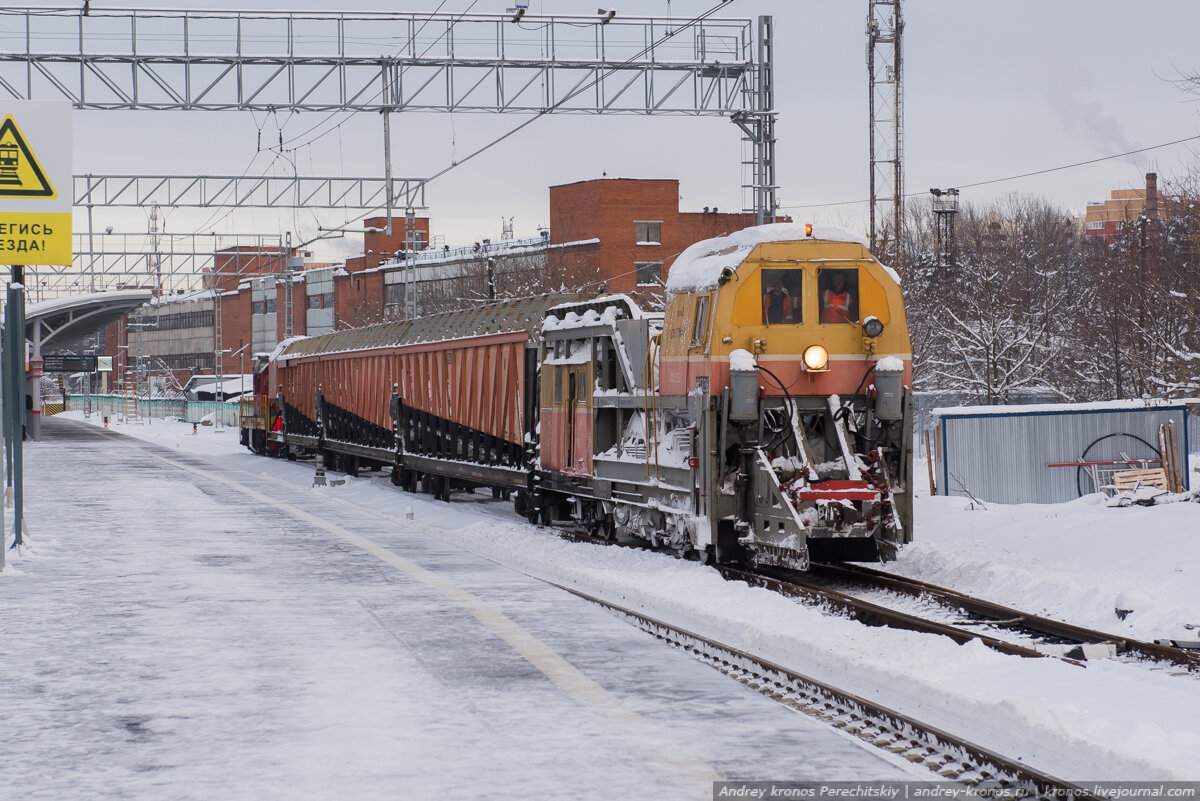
(934, 401), (1192, 504)
(66, 395), (240, 426)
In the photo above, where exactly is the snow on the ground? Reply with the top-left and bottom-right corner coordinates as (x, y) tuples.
(903, 456), (1200, 642)
(4, 414), (923, 800)
(26, 412), (1200, 780)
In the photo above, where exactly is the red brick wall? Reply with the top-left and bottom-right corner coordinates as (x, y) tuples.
(351, 216), (431, 272)
(547, 240), (603, 291)
(275, 280), (308, 340)
(103, 318), (124, 387)
(209, 247), (293, 293)
(218, 290), (253, 366)
(335, 269), (386, 329)
(549, 178), (782, 294)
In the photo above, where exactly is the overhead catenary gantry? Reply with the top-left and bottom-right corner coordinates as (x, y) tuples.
(0, 7), (763, 113)
(0, 7), (777, 251)
(30, 231), (286, 302)
(73, 174), (427, 211)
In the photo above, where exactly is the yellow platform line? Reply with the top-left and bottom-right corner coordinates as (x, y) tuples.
(142, 446), (723, 792)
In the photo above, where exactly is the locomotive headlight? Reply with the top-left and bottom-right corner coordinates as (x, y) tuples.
(862, 316), (884, 338)
(803, 344), (829, 371)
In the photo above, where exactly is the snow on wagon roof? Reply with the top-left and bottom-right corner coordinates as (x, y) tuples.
(665, 222), (889, 293)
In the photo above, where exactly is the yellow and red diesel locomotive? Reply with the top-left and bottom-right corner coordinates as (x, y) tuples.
(241, 223), (913, 567)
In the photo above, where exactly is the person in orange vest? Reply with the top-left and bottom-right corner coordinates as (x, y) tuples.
(820, 271), (855, 324)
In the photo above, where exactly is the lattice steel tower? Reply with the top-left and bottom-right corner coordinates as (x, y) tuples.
(930, 188), (960, 270)
(867, 0), (904, 269)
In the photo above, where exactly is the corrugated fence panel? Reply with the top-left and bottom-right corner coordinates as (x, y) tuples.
(940, 405), (1190, 504)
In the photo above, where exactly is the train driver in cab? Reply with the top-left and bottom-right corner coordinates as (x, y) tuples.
(762, 275), (794, 324)
(820, 270), (858, 324)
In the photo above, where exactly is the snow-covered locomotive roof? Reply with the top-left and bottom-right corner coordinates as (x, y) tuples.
(665, 222), (896, 292)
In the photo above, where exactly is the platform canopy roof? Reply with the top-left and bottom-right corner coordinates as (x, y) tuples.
(22, 289), (153, 351)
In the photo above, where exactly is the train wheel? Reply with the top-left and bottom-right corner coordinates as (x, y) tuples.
(590, 514), (615, 541)
(714, 520), (747, 565)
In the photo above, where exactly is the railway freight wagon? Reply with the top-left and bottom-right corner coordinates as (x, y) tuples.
(261, 295), (586, 498)
(245, 222), (915, 569)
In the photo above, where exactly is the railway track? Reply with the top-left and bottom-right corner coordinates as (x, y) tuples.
(561, 528), (1200, 672)
(555, 581), (1083, 797)
(785, 561), (1200, 671)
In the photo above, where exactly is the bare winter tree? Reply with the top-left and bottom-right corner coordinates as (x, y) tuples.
(904, 195), (1079, 403)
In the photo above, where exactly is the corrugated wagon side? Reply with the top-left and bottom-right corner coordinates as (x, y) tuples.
(268, 295), (585, 495)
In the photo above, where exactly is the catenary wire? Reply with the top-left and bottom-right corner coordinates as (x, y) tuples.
(778, 134), (1200, 211)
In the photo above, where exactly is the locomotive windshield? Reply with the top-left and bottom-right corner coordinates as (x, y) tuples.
(761, 269), (803, 324)
(818, 269), (859, 324)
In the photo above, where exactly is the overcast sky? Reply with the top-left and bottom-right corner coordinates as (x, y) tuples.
(59, 0), (1200, 263)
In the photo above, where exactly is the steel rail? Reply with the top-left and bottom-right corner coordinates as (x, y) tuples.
(719, 565), (1059, 662)
(553, 581), (1084, 796)
(560, 528), (1196, 671)
(813, 562), (1200, 671)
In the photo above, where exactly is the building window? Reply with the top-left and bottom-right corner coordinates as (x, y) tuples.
(1085, 220), (1105, 231)
(385, 282), (406, 310)
(307, 292), (334, 310)
(252, 301), (265, 315)
(265, 298), (276, 313)
(635, 221), (661, 245)
(635, 262), (662, 286)
(152, 310), (214, 330)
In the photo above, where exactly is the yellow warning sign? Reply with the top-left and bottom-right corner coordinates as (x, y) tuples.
(0, 115), (56, 199)
(0, 101), (72, 266)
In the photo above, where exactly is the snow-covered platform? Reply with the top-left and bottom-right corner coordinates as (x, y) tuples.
(0, 416), (916, 800)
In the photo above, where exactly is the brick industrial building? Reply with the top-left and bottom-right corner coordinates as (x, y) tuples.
(1083, 172), (1173, 246)
(105, 178), (774, 391)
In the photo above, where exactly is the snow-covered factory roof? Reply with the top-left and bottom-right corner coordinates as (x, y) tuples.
(665, 222), (888, 292)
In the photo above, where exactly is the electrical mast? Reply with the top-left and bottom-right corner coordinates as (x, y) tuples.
(867, 0), (904, 269)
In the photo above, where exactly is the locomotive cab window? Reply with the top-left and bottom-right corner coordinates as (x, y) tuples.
(818, 269), (859, 324)
(691, 295), (710, 346)
(761, 269), (803, 324)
